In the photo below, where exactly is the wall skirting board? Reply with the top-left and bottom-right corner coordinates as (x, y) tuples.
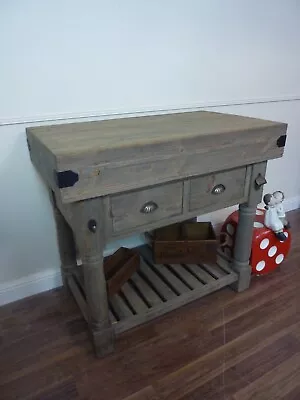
(1, 196), (299, 307)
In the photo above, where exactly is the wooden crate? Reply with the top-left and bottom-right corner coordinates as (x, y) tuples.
(152, 221), (217, 264)
(104, 247), (140, 296)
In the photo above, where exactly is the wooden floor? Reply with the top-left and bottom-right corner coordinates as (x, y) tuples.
(1, 210), (300, 400)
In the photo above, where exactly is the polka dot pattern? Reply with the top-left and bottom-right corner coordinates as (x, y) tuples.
(276, 254), (284, 264)
(226, 224), (235, 235)
(253, 222), (264, 228)
(260, 238), (269, 249)
(268, 246), (277, 257)
(221, 208), (291, 276)
(256, 261), (265, 271)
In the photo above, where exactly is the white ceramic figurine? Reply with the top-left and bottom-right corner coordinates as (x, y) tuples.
(263, 193), (287, 242)
(273, 190), (290, 229)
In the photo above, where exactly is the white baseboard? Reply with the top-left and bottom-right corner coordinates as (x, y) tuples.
(1, 195), (299, 307)
(0, 269), (63, 306)
(282, 195), (300, 213)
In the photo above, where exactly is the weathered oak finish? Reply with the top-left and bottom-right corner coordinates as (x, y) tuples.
(70, 198), (115, 357)
(110, 181), (183, 233)
(109, 245), (238, 334)
(27, 111), (287, 203)
(49, 190), (77, 286)
(26, 110), (287, 356)
(189, 166), (247, 211)
(231, 162), (268, 292)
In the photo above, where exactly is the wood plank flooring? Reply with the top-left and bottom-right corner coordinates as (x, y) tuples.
(1, 209), (300, 400)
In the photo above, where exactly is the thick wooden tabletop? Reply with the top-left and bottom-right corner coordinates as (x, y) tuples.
(26, 111), (287, 203)
(27, 111), (286, 156)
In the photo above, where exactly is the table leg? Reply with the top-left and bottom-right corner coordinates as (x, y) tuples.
(50, 190), (77, 286)
(73, 198), (115, 357)
(231, 162), (267, 292)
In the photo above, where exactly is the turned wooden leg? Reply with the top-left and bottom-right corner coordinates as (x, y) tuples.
(49, 190), (77, 286)
(73, 198), (115, 357)
(231, 203), (256, 291)
(231, 162), (267, 292)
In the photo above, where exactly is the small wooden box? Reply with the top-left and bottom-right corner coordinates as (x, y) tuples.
(152, 222), (217, 264)
(104, 247), (140, 296)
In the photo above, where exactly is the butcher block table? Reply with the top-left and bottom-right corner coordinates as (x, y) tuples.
(26, 111), (287, 357)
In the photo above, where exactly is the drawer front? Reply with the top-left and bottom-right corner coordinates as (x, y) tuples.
(110, 182), (183, 233)
(189, 167), (247, 212)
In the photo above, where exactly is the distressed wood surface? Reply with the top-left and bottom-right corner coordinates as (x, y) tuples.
(107, 195), (251, 242)
(27, 111), (287, 202)
(110, 181), (183, 233)
(71, 197), (115, 356)
(26, 111), (286, 154)
(103, 245), (238, 335)
(231, 162), (268, 292)
(49, 189), (77, 285)
(189, 166), (247, 211)
(25, 112), (287, 361)
(1, 209), (299, 400)
(67, 275), (89, 322)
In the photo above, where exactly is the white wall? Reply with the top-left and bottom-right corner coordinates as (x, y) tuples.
(1, 0), (300, 122)
(1, 1), (300, 304)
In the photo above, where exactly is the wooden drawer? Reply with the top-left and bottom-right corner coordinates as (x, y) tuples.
(189, 167), (248, 212)
(110, 182), (183, 233)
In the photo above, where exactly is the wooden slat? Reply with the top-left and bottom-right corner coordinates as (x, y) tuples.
(150, 263), (191, 295)
(200, 262), (228, 278)
(139, 245), (197, 294)
(114, 269), (238, 334)
(109, 311), (117, 324)
(120, 282), (149, 314)
(184, 264), (216, 284)
(168, 264), (201, 289)
(67, 275), (88, 323)
(73, 267), (85, 293)
(109, 294), (134, 320)
(139, 260), (177, 301)
(130, 272), (163, 308)
(216, 250), (234, 274)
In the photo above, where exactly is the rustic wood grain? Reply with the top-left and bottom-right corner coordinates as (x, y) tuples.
(71, 197), (115, 356)
(49, 189), (77, 285)
(26, 111), (287, 202)
(231, 162), (268, 292)
(109, 196), (245, 242)
(27, 111), (285, 152)
(110, 181), (183, 233)
(189, 166), (247, 211)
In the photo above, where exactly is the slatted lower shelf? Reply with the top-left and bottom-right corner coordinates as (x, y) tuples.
(70, 245), (238, 335)
(108, 246), (238, 334)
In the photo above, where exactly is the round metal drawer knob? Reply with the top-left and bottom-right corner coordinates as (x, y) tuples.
(211, 184), (226, 195)
(140, 201), (158, 214)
